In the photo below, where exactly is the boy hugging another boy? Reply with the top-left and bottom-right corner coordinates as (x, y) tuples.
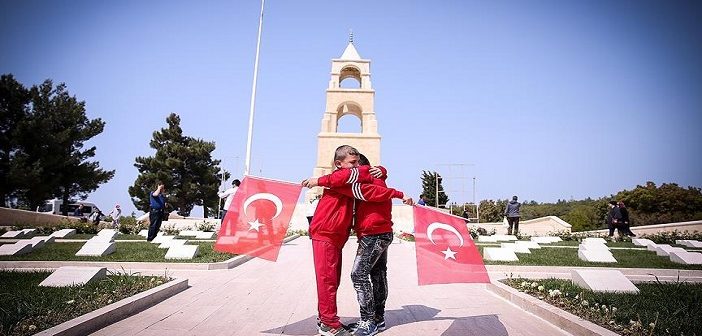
(302, 145), (411, 336)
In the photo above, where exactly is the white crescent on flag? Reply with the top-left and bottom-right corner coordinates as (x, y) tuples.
(427, 222), (464, 247)
(243, 193), (283, 219)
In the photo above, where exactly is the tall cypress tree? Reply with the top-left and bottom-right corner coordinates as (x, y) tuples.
(420, 170), (449, 207)
(0, 74), (30, 207)
(129, 113), (223, 216)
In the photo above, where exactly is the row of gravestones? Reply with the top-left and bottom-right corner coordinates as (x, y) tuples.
(482, 236), (563, 261)
(632, 238), (702, 265)
(1, 228), (215, 260)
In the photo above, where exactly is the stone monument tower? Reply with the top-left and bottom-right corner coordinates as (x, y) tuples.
(310, 35), (381, 191)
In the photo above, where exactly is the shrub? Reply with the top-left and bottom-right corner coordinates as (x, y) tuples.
(117, 216), (143, 235)
(161, 224), (179, 236)
(287, 229), (308, 237)
(197, 221), (215, 232)
(639, 230), (702, 244)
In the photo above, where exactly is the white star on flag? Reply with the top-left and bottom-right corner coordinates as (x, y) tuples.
(248, 219), (263, 231)
(441, 247), (458, 260)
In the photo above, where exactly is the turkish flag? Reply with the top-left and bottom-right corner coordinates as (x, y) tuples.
(413, 206), (490, 285)
(215, 176), (302, 261)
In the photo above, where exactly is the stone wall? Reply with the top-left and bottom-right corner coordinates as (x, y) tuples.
(0, 207), (83, 227)
(583, 220), (702, 235)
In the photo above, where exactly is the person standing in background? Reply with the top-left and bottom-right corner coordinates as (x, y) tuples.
(147, 182), (167, 242)
(108, 204), (122, 229)
(218, 179), (240, 223)
(504, 195), (521, 235)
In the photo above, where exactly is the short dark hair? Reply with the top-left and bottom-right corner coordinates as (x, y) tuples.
(512, 195), (518, 201)
(233, 179), (241, 187)
(358, 153), (370, 166)
(609, 201), (618, 206)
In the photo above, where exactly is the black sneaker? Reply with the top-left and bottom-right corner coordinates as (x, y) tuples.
(319, 322), (353, 336)
(374, 317), (386, 331)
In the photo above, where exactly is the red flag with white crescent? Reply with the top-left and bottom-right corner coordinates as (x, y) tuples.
(215, 176), (302, 261)
(413, 206), (490, 285)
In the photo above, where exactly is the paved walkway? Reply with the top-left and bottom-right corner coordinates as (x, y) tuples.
(91, 237), (571, 336)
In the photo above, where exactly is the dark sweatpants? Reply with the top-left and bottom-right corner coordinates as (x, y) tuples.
(507, 216), (520, 235)
(147, 209), (164, 241)
(350, 232), (393, 321)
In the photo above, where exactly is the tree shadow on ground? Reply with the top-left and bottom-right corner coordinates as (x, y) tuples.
(262, 304), (508, 335)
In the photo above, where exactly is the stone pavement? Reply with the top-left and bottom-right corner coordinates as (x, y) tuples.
(91, 237), (571, 336)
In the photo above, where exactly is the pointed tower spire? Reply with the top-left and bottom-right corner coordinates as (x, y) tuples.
(340, 31), (361, 60)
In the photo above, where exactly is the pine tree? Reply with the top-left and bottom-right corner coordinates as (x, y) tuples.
(129, 113), (223, 216)
(7, 78), (114, 211)
(0, 74), (30, 206)
(420, 170), (449, 207)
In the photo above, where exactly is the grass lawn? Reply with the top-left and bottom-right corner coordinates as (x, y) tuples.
(66, 233), (216, 240)
(479, 245), (702, 269)
(0, 270), (169, 336)
(504, 278), (702, 336)
(0, 242), (233, 263)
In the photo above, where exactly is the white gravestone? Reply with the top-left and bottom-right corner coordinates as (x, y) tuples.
(501, 243), (531, 254)
(583, 237), (607, 244)
(179, 230), (200, 237)
(165, 245), (200, 260)
(151, 235), (175, 244)
(530, 236), (561, 244)
(1, 230), (25, 238)
(97, 229), (118, 240)
(195, 231), (216, 239)
(50, 229), (76, 238)
(578, 243), (610, 251)
(515, 241), (541, 249)
(138, 229), (149, 237)
(159, 239), (188, 249)
(87, 235), (114, 243)
(647, 244), (660, 251)
(478, 236), (498, 243)
(0, 242), (33, 256)
(571, 269), (638, 293)
(39, 267), (107, 287)
(27, 236), (55, 249)
(669, 251), (702, 265)
(632, 238), (655, 247)
(578, 249), (617, 263)
(654, 245), (687, 257)
(483, 247), (519, 261)
(676, 240), (702, 248)
(493, 235), (518, 242)
(75, 241), (116, 257)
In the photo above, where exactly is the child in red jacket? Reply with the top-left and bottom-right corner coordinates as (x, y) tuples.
(301, 145), (410, 336)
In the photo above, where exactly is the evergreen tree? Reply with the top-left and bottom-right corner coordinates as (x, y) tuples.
(0, 74), (30, 206)
(129, 113), (223, 216)
(420, 170), (449, 207)
(6, 78), (113, 211)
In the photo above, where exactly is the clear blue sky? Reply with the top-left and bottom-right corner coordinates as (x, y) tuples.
(2, 0), (701, 217)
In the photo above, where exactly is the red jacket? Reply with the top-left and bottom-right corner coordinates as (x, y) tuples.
(310, 166), (373, 248)
(332, 167), (403, 237)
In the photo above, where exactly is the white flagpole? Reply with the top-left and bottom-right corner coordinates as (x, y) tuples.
(244, 0), (265, 176)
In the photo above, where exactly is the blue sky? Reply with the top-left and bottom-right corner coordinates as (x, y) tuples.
(2, 0), (701, 216)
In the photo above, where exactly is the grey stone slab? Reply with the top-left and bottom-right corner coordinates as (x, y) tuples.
(654, 245), (686, 257)
(1, 230), (25, 238)
(75, 242), (116, 257)
(0, 242), (33, 256)
(571, 269), (639, 293)
(501, 243), (531, 254)
(578, 249), (617, 263)
(669, 251), (702, 265)
(158, 239), (187, 249)
(39, 266), (107, 287)
(632, 238), (655, 247)
(165, 245), (200, 260)
(194, 231), (215, 239)
(515, 241), (541, 249)
(50, 229), (77, 238)
(483, 247), (519, 261)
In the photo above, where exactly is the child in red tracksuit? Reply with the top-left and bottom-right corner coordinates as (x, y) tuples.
(301, 145), (409, 336)
(328, 154), (412, 336)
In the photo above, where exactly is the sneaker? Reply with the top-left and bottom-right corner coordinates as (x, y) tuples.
(374, 317), (386, 331)
(319, 322), (353, 336)
(353, 319), (378, 336)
